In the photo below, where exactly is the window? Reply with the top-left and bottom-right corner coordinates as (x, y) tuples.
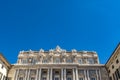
(88, 58), (94, 64)
(42, 77), (47, 80)
(31, 77), (35, 80)
(19, 69), (25, 74)
(54, 58), (60, 63)
(108, 70), (110, 73)
(32, 58), (37, 64)
(66, 58), (72, 63)
(67, 71), (72, 75)
(22, 59), (27, 64)
(55, 77), (59, 80)
(112, 65), (114, 69)
(89, 70), (96, 74)
(55, 71), (59, 74)
(42, 59), (48, 63)
(79, 78), (83, 80)
(42, 71), (47, 74)
(30, 70), (36, 75)
(19, 77), (23, 80)
(90, 78), (96, 80)
(78, 59), (82, 64)
(79, 70), (84, 74)
(1, 64), (4, 69)
(67, 77), (71, 80)
(116, 59), (119, 64)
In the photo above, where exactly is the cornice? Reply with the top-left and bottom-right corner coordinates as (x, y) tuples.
(12, 63), (105, 69)
(105, 42), (120, 67)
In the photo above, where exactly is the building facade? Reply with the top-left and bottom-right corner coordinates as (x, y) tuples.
(0, 54), (11, 80)
(106, 43), (120, 80)
(8, 46), (109, 80)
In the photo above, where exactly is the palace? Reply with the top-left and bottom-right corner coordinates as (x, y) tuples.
(0, 54), (10, 80)
(7, 46), (109, 80)
(106, 43), (120, 80)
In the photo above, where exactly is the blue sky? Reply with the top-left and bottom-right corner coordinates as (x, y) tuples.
(0, 0), (120, 64)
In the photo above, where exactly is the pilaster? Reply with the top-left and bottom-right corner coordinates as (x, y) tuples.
(64, 68), (66, 80)
(84, 69), (87, 80)
(73, 68), (75, 80)
(47, 68), (50, 80)
(87, 70), (90, 80)
(14, 69), (19, 80)
(61, 68), (63, 80)
(36, 69), (39, 80)
(27, 69), (30, 80)
(50, 68), (52, 80)
(39, 68), (41, 80)
(75, 68), (78, 80)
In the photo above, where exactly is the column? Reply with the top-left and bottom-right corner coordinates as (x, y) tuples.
(98, 69), (101, 80)
(87, 70), (90, 80)
(72, 68), (75, 80)
(13, 69), (17, 80)
(47, 69), (50, 80)
(39, 68), (41, 80)
(27, 69), (30, 80)
(75, 68), (78, 80)
(15, 69), (19, 80)
(25, 69), (28, 80)
(36, 69), (39, 80)
(61, 68), (63, 80)
(96, 70), (98, 80)
(84, 69), (87, 80)
(64, 68), (66, 80)
(50, 68), (52, 80)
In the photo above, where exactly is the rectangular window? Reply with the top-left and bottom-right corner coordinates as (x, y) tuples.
(88, 58), (94, 64)
(90, 78), (96, 80)
(31, 77), (35, 80)
(54, 58), (60, 63)
(66, 59), (72, 63)
(79, 70), (84, 74)
(89, 70), (96, 74)
(19, 77), (23, 80)
(79, 78), (83, 80)
(42, 59), (48, 63)
(30, 69), (36, 75)
(78, 59), (82, 64)
(43, 77), (46, 80)
(67, 77), (71, 80)
(22, 59), (27, 64)
(55, 77), (59, 80)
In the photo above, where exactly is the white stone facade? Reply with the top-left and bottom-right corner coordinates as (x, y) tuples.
(0, 54), (10, 80)
(17, 46), (99, 65)
(106, 43), (120, 80)
(7, 46), (109, 80)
